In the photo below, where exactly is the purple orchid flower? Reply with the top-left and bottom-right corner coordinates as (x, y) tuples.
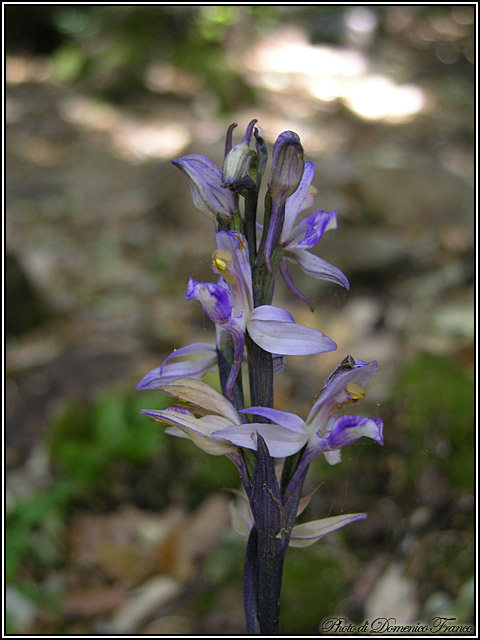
(139, 377), (253, 491)
(261, 161), (350, 310)
(186, 230), (337, 398)
(214, 356), (383, 462)
(171, 154), (237, 221)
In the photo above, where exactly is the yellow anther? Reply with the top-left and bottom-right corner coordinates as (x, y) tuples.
(212, 249), (231, 270)
(345, 381), (366, 401)
(212, 249), (236, 285)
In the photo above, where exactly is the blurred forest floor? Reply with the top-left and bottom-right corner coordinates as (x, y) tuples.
(5, 6), (475, 635)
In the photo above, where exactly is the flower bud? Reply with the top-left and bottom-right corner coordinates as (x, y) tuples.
(221, 119), (257, 190)
(268, 131), (305, 201)
(172, 154), (236, 220)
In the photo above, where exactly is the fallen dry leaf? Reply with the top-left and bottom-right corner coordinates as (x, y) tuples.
(107, 576), (180, 633)
(64, 586), (126, 620)
(91, 542), (154, 585)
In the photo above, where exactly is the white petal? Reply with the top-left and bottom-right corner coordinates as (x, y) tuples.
(324, 450), (342, 465)
(289, 248), (350, 289)
(154, 378), (240, 424)
(148, 408), (237, 455)
(215, 422), (307, 457)
(164, 426), (189, 439)
(228, 498), (253, 539)
(249, 304), (294, 323)
(247, 309), (336, 355)
(288, 513), (367, 548)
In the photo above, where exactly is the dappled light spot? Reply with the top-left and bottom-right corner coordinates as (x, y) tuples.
(344, 76), (426, 123)
(59, 96), (121, 130)
(111, 121), (191, 162)
(243, 27), (367, 80)
(145, 61), (202, 97)
(343, 6), (378, 48)
(58, 96), (191, 162)
(6, 56), (52, 84)
(241, 27), (426, 124)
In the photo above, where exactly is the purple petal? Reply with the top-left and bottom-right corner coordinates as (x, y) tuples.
(268, 131), (304, 200)
(171, 154), (236, 220)
(247, 305), (336, 355)
(249, 304), (294, 323)
(325, 415), (384, 449)
(215, 422), (307, 457)
(272, 354), (287, 374)
(136, 354), (217, 390)
(288, 247), (350, 290)
(308, 358), (378, 423)
(214, 231), (253, 311)
(186, 277), (233, 324)
(223, 315), (247, 400)
(239, 406), (306, 432)
(284, 210), (337, 250)
(216, 327), (286, 374)
(161, 341), (216, 364)
(263, 197), (284, 277)
(282, 161), (315, 239)
(243, 118), (258, 145)
(136, 342), (217, 390)
(279, 260), (314, 311)
(265, 131), (305, 275)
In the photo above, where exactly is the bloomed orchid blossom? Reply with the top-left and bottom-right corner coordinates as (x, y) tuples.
(140, 377), (240, 455)
(140, 377), (251, 490)
(215, 356), (383, 462)
(260, 161), (350, 310)
(186, 229), (336, 398)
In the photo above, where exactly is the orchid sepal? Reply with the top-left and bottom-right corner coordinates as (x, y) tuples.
(171, 154), (236, 220)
